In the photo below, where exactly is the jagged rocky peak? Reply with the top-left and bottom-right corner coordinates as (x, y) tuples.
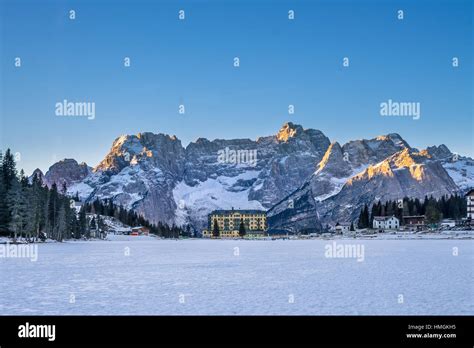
(424, 144), (452, 160)
(41, 123), (470, 230)
(376, 133), (410, 147)
(29, 168), (45, 184)
(276, 122), (304, 142)
(31, 168), (44, 178)
(192, 137), (211, 145)
(95, 132), (185, 173)
(44, 158), (91, 188)
(316, 142), (350, 176)
(340, 132), (411, 167)
(273, 122), (331, 160)
(390, 148), (430, 167)
(349, 148), (435, 184)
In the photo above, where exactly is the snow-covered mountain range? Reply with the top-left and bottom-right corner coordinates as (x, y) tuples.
(31, 123), (474, 231)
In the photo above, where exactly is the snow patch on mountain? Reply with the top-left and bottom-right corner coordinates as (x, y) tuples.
(67, 182), (94, 200)
(173, 171), (265, 227)
(443, 158), (474, 192)
(314, 165), (370, 202)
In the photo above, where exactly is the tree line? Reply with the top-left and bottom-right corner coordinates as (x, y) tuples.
(82, 198), (191, 238)
(0, 149), (189, 241)
(357, 194), (467, 228)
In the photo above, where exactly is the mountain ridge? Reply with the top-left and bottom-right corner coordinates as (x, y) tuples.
(29, 122), (473, 231)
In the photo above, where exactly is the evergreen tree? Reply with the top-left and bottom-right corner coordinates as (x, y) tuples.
(31, 173), (46, 240)
(370, 203), (379, 227)
(239, 220), (246, 238)
(90, 216), (97, 231)
(46, 183), (59, 239)
(357, 209), (364, 229)
(357, 204), (370, 228)
(402, 200), (410, 219)
(212, 218), (220, 238)
(2, 149), (17, 191)
(97, 215), (106, 239)
(425, 200), (441, 224)
(78, 207), (88, 239)
(7, 179), (28, 240)
(61, 182), (67, 195)
(0, 149), (17, 233)
(0, 151), (9, 235)
(57, 204), (67, 242)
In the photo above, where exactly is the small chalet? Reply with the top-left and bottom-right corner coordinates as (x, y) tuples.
(402, 215), (425, 231)
(131, 226), (150, 236)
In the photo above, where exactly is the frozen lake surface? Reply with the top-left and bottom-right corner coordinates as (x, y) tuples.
(1, 237), (473, 315)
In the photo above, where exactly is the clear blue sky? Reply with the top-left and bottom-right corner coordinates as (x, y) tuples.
(1, 0), (472, 175)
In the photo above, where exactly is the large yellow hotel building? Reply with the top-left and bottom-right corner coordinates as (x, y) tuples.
(202, 209), (268, 238)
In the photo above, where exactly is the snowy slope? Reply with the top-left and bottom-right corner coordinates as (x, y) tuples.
(443, 158), (474, 192)
(173, 171), (265, 228)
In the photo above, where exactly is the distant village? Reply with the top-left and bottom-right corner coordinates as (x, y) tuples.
(199, 190), (474, 239)
(18, 188), (474, 241)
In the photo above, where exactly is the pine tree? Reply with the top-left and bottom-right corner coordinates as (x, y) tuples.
(0, 151), (9, 235)
(23, 186), (36, 241)
(90, 216), (96, 231)
(402, 200), (410, 219)
(370, 204), (378, 227)
(46, 183), (59, 239)
(357, 204), (370, 228)
(32, 174), (47, 241)
(357, 208), (364, 229)
(0, 149), (17, 233)
(57, 204), (67, 242)
(78, 207), (88, 239)
(2, 149), (17, 191)
(239, 220), (246, 238)
(425, 200), (441, 224)
(7, 179), (28, 240)
(97, 215), (106, 239)
(212, 218), (220, 238)
(61, 182), (67, 195)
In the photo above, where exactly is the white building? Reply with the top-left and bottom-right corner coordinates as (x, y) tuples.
(466, 189), (474, 220)
(440, 219), (456, 228)
(373, 216), (399, 230)
(335, 222), (351, 234)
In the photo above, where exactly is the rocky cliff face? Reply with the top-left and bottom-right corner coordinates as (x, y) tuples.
(64, 123), (330, 228)
(35, 159), (91, 189)
(29, 168), (46, 184)
(77, 133), (186, 224)
(268, 148), (460, 230)
(42, 122), (472, 231)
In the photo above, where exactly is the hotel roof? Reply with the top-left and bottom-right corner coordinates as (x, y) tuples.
(210, 209), (267, 215)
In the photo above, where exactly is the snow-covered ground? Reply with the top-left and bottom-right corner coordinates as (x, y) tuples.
(0, 239), (472, 315)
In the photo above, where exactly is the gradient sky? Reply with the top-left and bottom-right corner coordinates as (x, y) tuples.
(1, 0), (472, 175)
